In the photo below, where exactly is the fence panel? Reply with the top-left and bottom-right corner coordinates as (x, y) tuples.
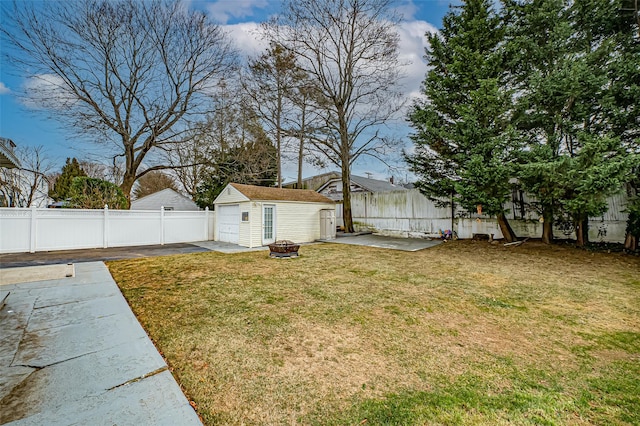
(342, 189), (629, 243)
(36, 209), (104, 251)
(164, 210), (210, 244)
(0, 207), (213, 254)
(0, 208), (31, 253)
(109, 210), (162, 247)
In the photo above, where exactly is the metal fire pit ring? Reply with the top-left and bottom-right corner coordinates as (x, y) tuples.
(268, 240), (300, 258)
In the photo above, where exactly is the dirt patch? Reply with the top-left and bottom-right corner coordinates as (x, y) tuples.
(0, 264), (75, 286)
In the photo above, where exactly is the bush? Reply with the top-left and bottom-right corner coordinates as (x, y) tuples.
(68, 177), (127, 209)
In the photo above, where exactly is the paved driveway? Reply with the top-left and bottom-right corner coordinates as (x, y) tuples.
(0, 243), (210, 269)
(0, 262), (202, 425)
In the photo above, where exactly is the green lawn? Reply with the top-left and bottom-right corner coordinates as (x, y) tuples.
(108, 241), (640, 425)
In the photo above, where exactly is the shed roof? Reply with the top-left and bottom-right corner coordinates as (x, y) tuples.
(230, 183), (334, 203)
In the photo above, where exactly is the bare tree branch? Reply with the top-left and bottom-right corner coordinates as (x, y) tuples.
(3, 0), (239, 206)
(265, 0), (407, 231)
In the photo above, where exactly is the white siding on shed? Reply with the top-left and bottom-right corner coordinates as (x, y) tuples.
(214, 186), (250, 204)
(274, 201), (332, 243)
(213, 183), (335, 248)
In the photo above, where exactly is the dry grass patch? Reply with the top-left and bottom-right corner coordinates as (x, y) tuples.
(108, 241), (640, 425)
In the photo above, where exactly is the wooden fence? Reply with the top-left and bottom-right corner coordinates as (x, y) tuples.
(337, 189), (630, 243)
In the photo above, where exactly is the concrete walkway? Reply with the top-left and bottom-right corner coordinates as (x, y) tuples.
(0, 262), (201, 425)
(328, 234), (443, 251)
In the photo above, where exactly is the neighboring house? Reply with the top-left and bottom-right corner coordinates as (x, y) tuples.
(213, 182), (335, 248)
(0, 137), (20, 169)
(131, 188), (200, 211)
(1, 138), (52, 207)
(283, 172), (406, 202)
(282, 171), (341, 191)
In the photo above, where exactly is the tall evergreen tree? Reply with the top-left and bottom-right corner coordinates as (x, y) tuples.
(49, 158), (86, 201)
(507, 0), (637, 245)
(407, 0), (518, 242)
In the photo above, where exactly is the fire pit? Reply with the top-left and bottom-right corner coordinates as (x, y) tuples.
(268, 240), (300, 258)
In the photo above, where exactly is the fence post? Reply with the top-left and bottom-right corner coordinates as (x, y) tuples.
(204, 207), (209, 241)
(160, 206), (165, 245)
(103, 205), (109, 248)
(29, 206), (37, 253)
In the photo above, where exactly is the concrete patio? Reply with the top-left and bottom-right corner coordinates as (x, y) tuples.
(0, 262), (202, 425)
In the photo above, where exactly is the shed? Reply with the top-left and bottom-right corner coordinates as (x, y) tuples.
(131, 188), (200, 211)
(213, 183), (335, 248)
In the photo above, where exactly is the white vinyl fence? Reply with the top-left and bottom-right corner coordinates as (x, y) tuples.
(337, 189), (630, 243)
(0, 207), (215, 254)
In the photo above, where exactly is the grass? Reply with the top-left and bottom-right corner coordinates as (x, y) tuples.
(107, 241), (640, 425)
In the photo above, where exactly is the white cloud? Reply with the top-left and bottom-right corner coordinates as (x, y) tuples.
(223, 21), (268, 58)
(206, 0), (268, 24)
(21, 74), (76, 110)
(395, 0), (419, 20)
(221, 18), (437, 102)
(0, 82), (10, 95)
(396, 20), (438, 104)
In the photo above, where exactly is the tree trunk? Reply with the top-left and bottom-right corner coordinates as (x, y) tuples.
(624, 233), (638, 251)
(297, 104), (306, 188)
(341, 162), (354, 233)
(575, 221), (585, 247)
(575, 218), (589, 247)
(276, 116), (282, 188)
(541, 207), (554, 244)
(297, 136), (304, 188)
(497, 212), (517, 243)
(120, 174), (136, 209)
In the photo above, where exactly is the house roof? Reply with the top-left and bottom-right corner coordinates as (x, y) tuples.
(350, 175), (406, 192)
(285, 172), (406, 193)
(316, 174), (406, 193)
(131, 188), (200, 210)
(230, 183), (334, 203)
(0, 137), (21, 169)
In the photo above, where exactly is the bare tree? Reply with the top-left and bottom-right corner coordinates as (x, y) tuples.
(4, 0), (238, 207)
(78, 160), (109, 181)
(166, 129), (213, 199)
(266, 0), (406, 232)
(0, 146), (54, 207)
(245, 43), (305, 187)
(168, 81), (277, 204)
(289, 79), (326, 188)
(133, 170), (178, 200)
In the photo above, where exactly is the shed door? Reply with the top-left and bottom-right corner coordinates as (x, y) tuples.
(217, 204), (240, 244)
(320, 209), (336, 240)
(262, 204), (276, 245)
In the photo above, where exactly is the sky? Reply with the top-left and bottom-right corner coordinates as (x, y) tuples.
(0, 0), (459, 183)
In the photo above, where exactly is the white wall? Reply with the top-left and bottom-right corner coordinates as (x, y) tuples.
(337, 189), (630, 242)
(239, 201), (333, 248)
(274, 201), (334, 244)
(0, 207), (214, 254)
